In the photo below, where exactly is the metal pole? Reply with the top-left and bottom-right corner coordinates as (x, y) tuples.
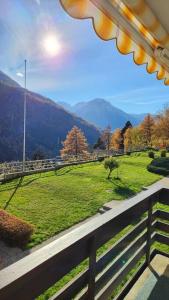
(23, 59), (27, 172)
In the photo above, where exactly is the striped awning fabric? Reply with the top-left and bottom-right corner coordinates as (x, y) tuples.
(60, 0), (169, 85)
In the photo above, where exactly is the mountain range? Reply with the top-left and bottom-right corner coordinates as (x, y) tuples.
(0, 71), (99, 162)
(58, 99), (146, 130)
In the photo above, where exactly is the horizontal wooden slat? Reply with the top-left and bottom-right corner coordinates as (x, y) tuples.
(156, 233), (169, 245)
(95, 192), (159, 250)
(96, 243), (146, 300)
(51, 270), (88, 300)
(96, 217), (148, 275)
(96, 231), (148, 294)
(158, 210), (169, 221)
(114, 248), (156, 300)
(156, 220), (169, 234)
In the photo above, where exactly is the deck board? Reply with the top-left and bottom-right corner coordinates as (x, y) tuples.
(124, 254), (169, 300)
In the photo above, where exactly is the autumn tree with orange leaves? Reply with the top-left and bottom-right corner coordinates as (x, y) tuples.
(154, 107), (169, 147)
(101, 126), (112, 153)
(140, 114), (155, 146)
(60, 126), (89, 159)
(124, 127), (133, 152)
(110, 128), (122, 151)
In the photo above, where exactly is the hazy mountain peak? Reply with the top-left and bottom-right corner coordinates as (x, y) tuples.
(58, 98), (147, 130)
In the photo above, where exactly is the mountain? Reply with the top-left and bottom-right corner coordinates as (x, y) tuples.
(57, 101), (73, 112)
(0, 75), (100, 162)
(59, 99), (146, 130)
(0, 70), (21, 88)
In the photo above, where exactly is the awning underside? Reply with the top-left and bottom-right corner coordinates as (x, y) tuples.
(60, 0), (169, 85)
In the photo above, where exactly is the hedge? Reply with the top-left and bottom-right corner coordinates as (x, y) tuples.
(0, 209), (33, 247)
(147, 157), (169, 176)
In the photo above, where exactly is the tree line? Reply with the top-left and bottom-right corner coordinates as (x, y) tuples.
(60, 107), (169, 158)
(32, 107), (169, 160)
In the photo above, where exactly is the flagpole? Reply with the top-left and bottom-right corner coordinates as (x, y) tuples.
(23, 59), (27, 171)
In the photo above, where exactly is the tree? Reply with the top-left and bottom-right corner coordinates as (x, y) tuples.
(60, 126), (89, 159)
(101, 126), (112, 154)
(154, 107), (169, 147)
(121, 121), (132, 150)
(130, 126), (145, 150)
(140, 114), (155, 146)
(124, 127), (132, 152)
(104, 157), (119, 179)
(32, 148), (46, 160)
(110, 128), (122, 151)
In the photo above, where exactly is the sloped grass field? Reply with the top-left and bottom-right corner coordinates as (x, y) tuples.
(0, 154), (162, 248)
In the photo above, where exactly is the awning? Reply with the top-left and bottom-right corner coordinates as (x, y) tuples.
(60, 0), (169, 85)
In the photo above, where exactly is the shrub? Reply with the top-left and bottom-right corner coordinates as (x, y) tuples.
(104, 157), (119, 179)
(161, 150), (166, 157)
(0, 209), (33, 247)
(147, 157), (169, 176)
(148, 151), (155, 159)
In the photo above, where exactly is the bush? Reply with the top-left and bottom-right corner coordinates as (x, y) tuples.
(148, 151), (155, 159)
(0, 209), (33, 247)
(161, 150), (167, 157)
(147, 157), (169, 176)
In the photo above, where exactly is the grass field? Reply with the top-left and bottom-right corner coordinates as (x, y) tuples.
(0, 153), (162, 248)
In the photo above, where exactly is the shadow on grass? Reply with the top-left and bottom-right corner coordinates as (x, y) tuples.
(21, 176), (40, 187)
(114, 186), (136, 198)
(54, 167), (73, 176)
(108, 177), (136, 198)
(3, 177), (23, 210)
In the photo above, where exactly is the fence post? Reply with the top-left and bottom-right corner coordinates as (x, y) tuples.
(146, 196), (153, 265)
(88, 236), (96, 300)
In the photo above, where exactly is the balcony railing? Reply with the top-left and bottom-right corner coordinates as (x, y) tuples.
(0, 185), (169, 300)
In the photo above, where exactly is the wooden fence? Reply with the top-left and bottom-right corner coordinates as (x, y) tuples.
(0, 185), (169, 299)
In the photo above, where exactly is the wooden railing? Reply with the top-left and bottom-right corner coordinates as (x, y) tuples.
(0, 186), (169, 300)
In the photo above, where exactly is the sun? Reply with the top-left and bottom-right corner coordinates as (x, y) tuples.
(43, 34), (62, 56)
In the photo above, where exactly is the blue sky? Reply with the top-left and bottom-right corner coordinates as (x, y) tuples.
(0, 0), (169, 114)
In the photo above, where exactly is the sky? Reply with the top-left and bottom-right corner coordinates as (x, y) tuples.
(0, 0), (169, 114)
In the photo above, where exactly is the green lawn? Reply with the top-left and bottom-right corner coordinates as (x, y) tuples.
(0, 153), (162, 248)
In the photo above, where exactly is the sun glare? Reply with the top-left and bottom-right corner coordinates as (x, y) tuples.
(43, 34), (62, 56)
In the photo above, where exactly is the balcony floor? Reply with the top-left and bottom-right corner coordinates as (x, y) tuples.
(125, 254), (169, 300)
